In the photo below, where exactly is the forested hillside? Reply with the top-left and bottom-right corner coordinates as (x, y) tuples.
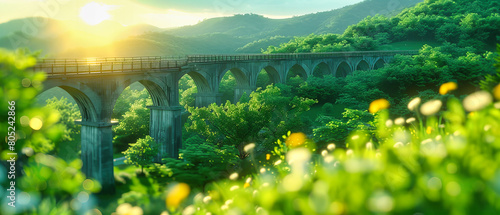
(265, 0), (500, 53)
(0, 0), (420, 56)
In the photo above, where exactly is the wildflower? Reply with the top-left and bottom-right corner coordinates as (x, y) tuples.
(266, 154), (271, 160)
(385, 119), (393, 127)
(203, 196), (211, 204)
(407, 97), (421, 111)
(426, 126), (433, 134)
(463, 91), (492, 112)
(286, 132), (307, 147)
(243, 143), (255, 153)
(493, 84), (500, 100)
(244, 183), (250, 188)
(369, 99), (390, 113)
(406, 117), (416, 124)
(439, 82), (457, 95)
(327, 144), (336, 151)
(366, 142), (374, 150)
(229, 173), (239, 180)
(394, 117), (405, 126)
(166, 183), (190, 209)
(420, 100), (442, 116)
(321, 150), (328, 157)
(115, 203), (143, 215)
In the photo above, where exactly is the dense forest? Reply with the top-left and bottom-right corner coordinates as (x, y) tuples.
(2, 0), (500, 214)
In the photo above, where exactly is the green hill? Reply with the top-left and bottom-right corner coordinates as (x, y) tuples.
(0, 0), (421, 56)
(265, 0), (500, 54)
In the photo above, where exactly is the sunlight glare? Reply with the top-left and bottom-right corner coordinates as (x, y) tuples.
(79, 2), (113, 25)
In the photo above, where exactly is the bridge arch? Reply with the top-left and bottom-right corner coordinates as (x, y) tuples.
(256, 65), (281, 88)
(312, 62), (332, 77)
(336, 61), (352, 77)
(373, 58), (386, 70)
(219, 67), (251, 103)
(286, 64), (308, 82)
(39, 85), (98, 122)
(356, 60), (370, 71)
(219, 67), (250, 88)
(115, 76), (169, 107)
(179, 71), (212, 93)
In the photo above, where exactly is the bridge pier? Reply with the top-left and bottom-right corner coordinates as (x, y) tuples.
(234, 87), (255, 102)
(195, 92), (222, 107)
(148, 106), (183, 161)
(78, 121), (116, 193)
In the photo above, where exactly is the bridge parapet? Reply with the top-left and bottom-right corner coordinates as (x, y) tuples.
(34, 50), (418, 77)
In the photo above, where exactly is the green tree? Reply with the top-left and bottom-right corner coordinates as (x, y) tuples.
(113, 99), (152, 153)
(0, 48), (98, 214)
(123, 136), (158, 174)
(45, 97), (81, 142)
(185, 85), (316, 158)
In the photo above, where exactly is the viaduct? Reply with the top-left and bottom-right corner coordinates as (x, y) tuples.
(34, 50), (417, 191)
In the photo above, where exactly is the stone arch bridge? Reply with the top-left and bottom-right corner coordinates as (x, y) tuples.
(34, 50), (417, 190)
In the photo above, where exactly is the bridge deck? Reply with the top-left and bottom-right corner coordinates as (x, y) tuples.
(33, 50), (418, 76)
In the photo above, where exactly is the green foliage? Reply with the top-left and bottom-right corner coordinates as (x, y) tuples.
(321, 103), (334, 115)
(179, 75), (197, 107)
(123, 136), (158, 173)
(168, 88), (500, 215)
(157, 136), (240, 188)
(113, 86), (150, 119)
(45, 97), (81, 142)
(313, 109), (375, 147)
(0, 48), (96, 214)
(480, 44), (500, 91)
(113, 99), (151, 153)
(219, 71), (237, 103)
(268, 0), (500, 54)
(186, 85), (316, 158)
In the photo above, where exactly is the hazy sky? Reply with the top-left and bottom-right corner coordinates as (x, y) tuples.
(0, 0), (364, 27)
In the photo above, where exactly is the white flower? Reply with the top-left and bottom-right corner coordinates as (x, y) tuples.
(463, 91), (492, 112)
(420, 100), (442, 116)
(408, 97), (421, 111)
(229, 173), (238, 180)
(394, 118), (405, 126)
(243, 143), (255, 153)
(406, 117), (416, 124)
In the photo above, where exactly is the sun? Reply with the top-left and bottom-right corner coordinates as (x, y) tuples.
(79, 2), (113, 25)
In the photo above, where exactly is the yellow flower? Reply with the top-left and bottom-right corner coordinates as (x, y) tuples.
(369, 99), (390, 113)
(244, 182), (250, 188)
(439, 82), (458, 95)
(493, 84), (500, 100)
(426, 126), (433, 134)
(166, 183), (190, 209)
(286, 132), (307, 147)
(266, 154), (271, 160)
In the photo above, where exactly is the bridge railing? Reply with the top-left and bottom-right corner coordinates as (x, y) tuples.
(33, 59), (188, 76)
(35, 50), (418, 76)
(186, 50), (419, 63)
(37, 56), (186, 65)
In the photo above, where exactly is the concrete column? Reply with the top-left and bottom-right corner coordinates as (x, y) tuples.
(234, 86), (254, 102)
(148, 106), (182, 162)
(195, 92), (222, 107)
(77, 121), (116, 193)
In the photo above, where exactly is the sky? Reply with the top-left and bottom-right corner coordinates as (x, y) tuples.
(0, 0), (364, 28)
